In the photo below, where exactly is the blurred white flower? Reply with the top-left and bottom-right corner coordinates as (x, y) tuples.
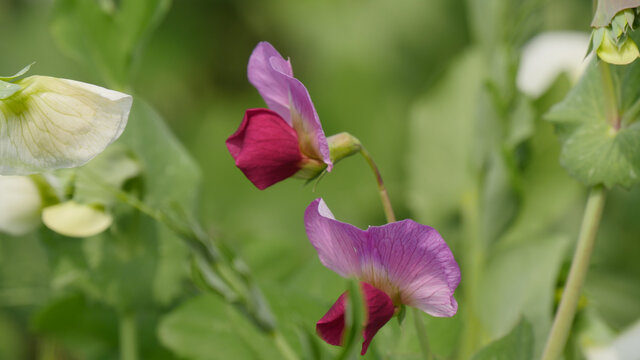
(586, 320), (640, 360)
(0, 76), (132, 175)
(0, 175), (42, 236)
(517, 31), (591, 97)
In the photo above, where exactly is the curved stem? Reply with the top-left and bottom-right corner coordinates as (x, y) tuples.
(272, 330), (300, 360)
(540, 185), (606, 360)
(359, 147), (396, 223)
(359, 145), (434, 359)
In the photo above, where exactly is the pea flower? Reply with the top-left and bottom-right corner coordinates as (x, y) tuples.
(226, 42), (332, 190)
(304, 198), (460, 354)
(0, 72), (132, 175)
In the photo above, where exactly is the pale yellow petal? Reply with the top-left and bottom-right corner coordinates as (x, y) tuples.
(42, 201), (112, 238)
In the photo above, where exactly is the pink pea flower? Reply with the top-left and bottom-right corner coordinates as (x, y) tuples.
(304, 198), (461, 355)
(226, 42), (332, 190)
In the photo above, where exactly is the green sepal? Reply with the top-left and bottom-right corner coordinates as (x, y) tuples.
(0, 62), (34, 81)
(0, 80), (21, 99)
(396, 304), (406, 325)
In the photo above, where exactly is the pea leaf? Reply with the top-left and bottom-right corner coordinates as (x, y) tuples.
(546, 59), (640, 187)
(158, 294), (282, 360)
(592, 0), (640, 27)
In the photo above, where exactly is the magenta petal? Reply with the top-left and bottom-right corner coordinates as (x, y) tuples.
(226, 109), (303, 190)
(287, 77), (332, 170)
(316, 283), (394, 355)
(247, 42), (293, 123)
(360, 282), (395, 355)
(316, 291), (348, 346)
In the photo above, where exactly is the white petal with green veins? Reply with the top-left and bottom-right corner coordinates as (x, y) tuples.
(42, 201), (112, 238)
(0, 76), (132, 175)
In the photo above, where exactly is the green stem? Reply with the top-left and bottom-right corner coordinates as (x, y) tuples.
(413, 308), (433, 360)
(272, 331), (299, 360)
(600, 62), (620, 130)
(540, 185), (606, 360)
(119, 311), (138, 360)
(359, 146), (434, 359)
(458, 187), (486, 359)
(359, 147), (396, 223)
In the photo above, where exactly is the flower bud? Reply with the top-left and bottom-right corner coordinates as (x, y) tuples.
(0, 175), (42, 236)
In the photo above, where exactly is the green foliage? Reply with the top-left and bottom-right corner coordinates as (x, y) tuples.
(51, 0), (171, 89)
(547, 60), (640, 187)
(471, 319), (534, 360)
(158, 294), (282, 360)
(592, 0), (640, 27)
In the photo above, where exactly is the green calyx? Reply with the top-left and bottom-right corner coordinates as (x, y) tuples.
(590, 9), (640, 65)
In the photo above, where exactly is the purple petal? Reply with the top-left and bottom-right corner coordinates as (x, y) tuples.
(304, 198), (460, 317)
(226, 109), (303, 190)
(316, 282), (395, 355)
(247, 42), (293, 123)
(288, 77), (333, 170)
(366, 220), (460, 317)
(304, 198), (364, 278)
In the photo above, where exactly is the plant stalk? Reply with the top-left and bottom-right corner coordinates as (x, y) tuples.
(272, 330), (300, 360)
(540, 185), (606, 360)
(360, 146), (434, 359)
(359, 147), (396, 222)
(119, 311), (138, 360)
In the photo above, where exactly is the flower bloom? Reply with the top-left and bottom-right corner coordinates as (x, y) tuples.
(304, 198), (460, 354)
(226, 42), (332, 190)
(0, 75), (132, 175)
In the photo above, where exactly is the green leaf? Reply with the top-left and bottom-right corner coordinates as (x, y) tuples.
(471, 319), (534, 360)
(0, 80), (21, 100)
(51, 0), (171, 88)
(158, 294), (281, 360)
(592, 0), (640, 27)
(477, 235), (569, 358)
(546, 61), (607, 141)
(560, 122), (640, 187)
(547, 59), (640, 187)
(118, 99), (201, 212)
(70, 144), (141, 207)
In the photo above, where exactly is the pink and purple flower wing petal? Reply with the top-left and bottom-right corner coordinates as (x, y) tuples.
(316, 282), (395, 355)
(247, 42), (294, 123)
(288, 77), (333, 170)
(366, 220), (460, 317)
(304, 198), (364, 278)
(226, 109), (303, 190)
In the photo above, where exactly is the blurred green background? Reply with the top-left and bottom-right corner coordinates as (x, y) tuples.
(3, 0), (640, 359)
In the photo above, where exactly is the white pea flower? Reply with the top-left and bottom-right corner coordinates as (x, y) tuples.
(0, 175), (42, 236)
(0, 75), (132, 175)
(517, 31), (591, 97)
